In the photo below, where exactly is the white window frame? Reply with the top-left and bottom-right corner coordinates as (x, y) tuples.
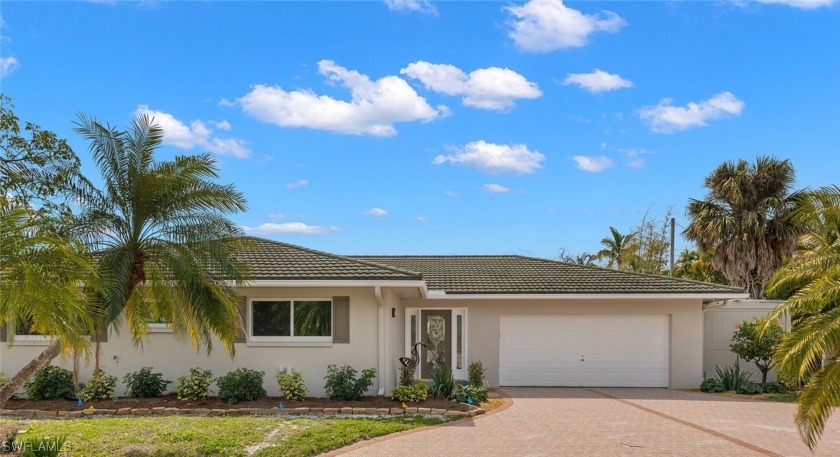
(248, 298), (333, 345)
(404, 307), (468, 380)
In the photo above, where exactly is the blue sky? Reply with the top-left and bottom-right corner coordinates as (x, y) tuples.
(2, 0), (839, 259)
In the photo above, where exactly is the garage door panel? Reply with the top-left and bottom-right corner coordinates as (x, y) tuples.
(500, 315), (669, 388)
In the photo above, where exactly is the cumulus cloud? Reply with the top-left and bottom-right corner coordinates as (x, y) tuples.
(483, 183), (512, 193)
(571, 155), (614, 172)
(383, 0), (438, 15)
(433, 140), (545, 175)
(135, 106), (250, 158)
(401, 62), (541, 111)
(0, 56), (19, 77)
(416, 216), (428, 222)
(285, 179), (309, 189)
(563, 69), (633, 93)
(212, 120), (232, 130)
(505, 0), (626, 52)
(239, 60), (444, 136)
(757, 0), (836, 9)
(242, 222), (340, 235)
(638, 92), (745, 133)
(363, 208), (389, 216)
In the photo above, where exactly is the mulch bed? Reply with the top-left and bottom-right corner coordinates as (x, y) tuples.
(1, 394), (470, 412)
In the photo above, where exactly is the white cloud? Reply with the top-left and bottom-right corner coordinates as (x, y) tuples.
(757, 0), (836, 9)
(483, 183), (512, 193)
(638, 92), (745, 133)
(505, 0), (626, 52)
(383, 0), (438, 15)
(563, 69), (633, 93)
(212, 120), (232, 130)
(267, 213), (284, 220)
(416, 216), (428, 222)
(434, 140), (545, 175)
(135, 106), (250, 158)
(285, 179), (309, 189)
(623, 149), (649, 169)
(218, 98), (236, 107)
(363, 207), (389, 216)
(444, 190), (461, 198)
(571, 155), (614, 172)
(239, 60), (444, 136)
(401, 62), (542, 111)
(0, 56), (19, 77)
(242, 222), (339, 235)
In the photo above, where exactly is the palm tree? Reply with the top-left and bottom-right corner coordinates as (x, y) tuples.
(767, 186), (840, 449)
(0, 201), (96, 405)
(684, 156), (799, 298)
(574, 252), (599, 266)
(597, 227), (637, 270)
(72, 114), (251, 368)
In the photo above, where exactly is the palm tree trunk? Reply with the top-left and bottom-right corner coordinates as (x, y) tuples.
(0, 340), (62, 406)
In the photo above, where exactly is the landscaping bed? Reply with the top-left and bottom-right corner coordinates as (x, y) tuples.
(1, 394), (471, 413)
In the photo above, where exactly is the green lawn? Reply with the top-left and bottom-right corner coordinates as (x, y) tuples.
(765, 392), (800, 403)
(1, 415), (445, 456)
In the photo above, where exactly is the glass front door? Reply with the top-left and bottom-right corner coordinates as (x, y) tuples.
(420, 310), (452, 378)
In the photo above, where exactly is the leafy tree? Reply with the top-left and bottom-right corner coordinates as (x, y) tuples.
(684, 156), (800, 298)
(71, 114), (252, 366)
(629, 207), (673, 275)
(597, 226), (637, 270)
(558, 247), (599, 266)
(730, 316), (785, 384)
(673, 248), (727, 284)
(767, 186), (840, 449)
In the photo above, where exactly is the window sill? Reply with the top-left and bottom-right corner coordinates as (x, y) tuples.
(9, 336), (54, 346)
(245, 341), (333, 347)
(147, 323), (173, 333)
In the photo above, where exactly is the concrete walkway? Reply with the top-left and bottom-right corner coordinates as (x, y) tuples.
(337, 387), (840, 456)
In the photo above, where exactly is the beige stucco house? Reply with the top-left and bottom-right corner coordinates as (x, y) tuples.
(0, 237), (749, 397)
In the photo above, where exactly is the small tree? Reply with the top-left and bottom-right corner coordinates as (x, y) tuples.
(730, 316), (785, 384)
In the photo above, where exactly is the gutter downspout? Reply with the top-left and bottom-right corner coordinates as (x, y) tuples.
(374, 286), (385, 396)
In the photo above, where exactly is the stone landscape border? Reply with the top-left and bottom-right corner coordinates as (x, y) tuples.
(0, 404), (484, 419)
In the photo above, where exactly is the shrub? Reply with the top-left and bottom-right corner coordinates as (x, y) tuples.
(123, 367), (171, 398)
(398, 364), (416, 387)
(699, 377), (725, 393)
(762, 381), (786, 394)
(715, 361), (754, 392)
(323, 364), (376, 401)
(0, 372), (8, 389)
(24, 366), (74, 400)
(216, 368), (266, 404)
(391, 382), (429, 403)
(468, 361), (485, 388)
(176, 368), (214, 401)
(429, 362), (456, 400)
(275, 371), (308, 401)
(736, 381), (762, 395)
(730, 316), (785, 384)
(454, 384), (489, 404)
(78, 368), (117, 402)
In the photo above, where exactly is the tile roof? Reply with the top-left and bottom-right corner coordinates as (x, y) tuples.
(350, 255), (745, 295)
(239, 238), (422, 281)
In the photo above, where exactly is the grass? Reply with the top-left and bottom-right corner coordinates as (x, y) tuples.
(765, 392), (800, 402)
(0, 415), (445, 456)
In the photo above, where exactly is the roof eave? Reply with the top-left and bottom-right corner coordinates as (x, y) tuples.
(422, 292), (750, 300)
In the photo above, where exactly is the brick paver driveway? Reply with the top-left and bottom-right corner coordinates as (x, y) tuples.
(338, 387), (840, 456)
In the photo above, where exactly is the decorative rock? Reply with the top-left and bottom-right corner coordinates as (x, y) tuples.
(117, 408), (132, 415)
(375, 408), (390, 415)
(365, 408), (379, 415)
(81, 409), (96, 416)
(164, 408), (180, 415)
(309, 408), (323, 413)
(389, 408), (404, 415)
(1, 409), (14, 415)
(405, 407), (418, 414)
(57, 411), (73, 416)
(66, 411), (83, 417)
(340, 407), (353, 414)
(14, 409), (35, 417)
(251, 408), (277, 415)
(417, 408), (431, 414)
(444, 410), (469, 417)
(323, 408), (339, 415)
(35, 410), (57, 417)
(131, 408), (150, 415)
(151, 407), (165, 415)
(209, 409), (226, 416)
(97, 409), (116, 415)
(293, 407), (309, 414)
(430, 408), (446, 415)
(352, 407), (366, 414)
(191, 408), (211, 415)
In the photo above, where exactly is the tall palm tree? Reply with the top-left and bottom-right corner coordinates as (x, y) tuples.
(767, 186), (840, 449)
(684, 156), (799, 298)
(597, 227), (637, 270)
(0, 201), (96, 405)
(72, 114), (251, 367)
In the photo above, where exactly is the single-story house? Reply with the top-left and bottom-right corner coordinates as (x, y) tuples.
(0, 237), (753, 397)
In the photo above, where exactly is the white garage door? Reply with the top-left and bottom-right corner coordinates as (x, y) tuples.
(500, 315), (669, 387)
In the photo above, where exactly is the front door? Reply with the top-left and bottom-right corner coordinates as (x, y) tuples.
(420, 310), (452, 378)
